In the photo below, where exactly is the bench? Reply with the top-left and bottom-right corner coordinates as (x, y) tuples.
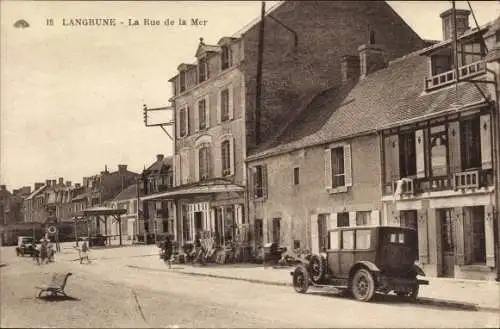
(36, 272), (73, 297)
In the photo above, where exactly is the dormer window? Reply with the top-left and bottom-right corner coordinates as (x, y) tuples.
(221, 45), (230, 70)
(198, 57), (208, 83)
(431, 52), (452, 76)
(179, 71), (186, 93)
(461, 39), (483, 66)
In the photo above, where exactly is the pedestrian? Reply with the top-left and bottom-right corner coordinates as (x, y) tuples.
(40, 238), (49, 264)
(163, 234), (173, 269)
(47, 241), (55, 262)
(80, 238), (90, 264)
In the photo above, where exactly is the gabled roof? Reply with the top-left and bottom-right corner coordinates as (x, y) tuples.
(25, 184), (47, 201)
(113, 184), (142, 201)
(146, 156), (173, 174)
(195, 41), (221, 58)
(248, 51), (490, 161)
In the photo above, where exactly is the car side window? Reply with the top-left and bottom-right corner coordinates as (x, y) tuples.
(329, 231), (340, 250)
(342, 230), (354, 250)
(356, 229), (371, 249)
(389, 232), (405, 244)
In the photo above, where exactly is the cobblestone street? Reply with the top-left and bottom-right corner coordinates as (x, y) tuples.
(1, 245), (499, 328)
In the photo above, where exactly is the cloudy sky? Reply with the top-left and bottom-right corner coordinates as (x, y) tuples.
(0, 1), (498, 190)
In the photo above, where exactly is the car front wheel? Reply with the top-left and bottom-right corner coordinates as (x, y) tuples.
(351, 268), (375, 302)
(292, 265), (310, 294)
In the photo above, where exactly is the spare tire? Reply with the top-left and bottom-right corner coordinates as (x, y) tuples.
(309, 254), (327, 284)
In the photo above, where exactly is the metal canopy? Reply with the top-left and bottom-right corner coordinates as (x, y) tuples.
(72, 206), (127, 246)
(141, 182), (244, 201)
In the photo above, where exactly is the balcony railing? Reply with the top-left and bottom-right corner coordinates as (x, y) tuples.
(392, 178), (414, 196)
(454, 170), (479, 190)
(425, 60), (486, 91)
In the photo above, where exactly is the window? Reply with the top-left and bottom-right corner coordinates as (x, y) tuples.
(337, 212), (349, 227)
(430, 125), (448, 176)
(198, 57), (207, 83)
(293, 167), (300, 185)
(198, 146), (211, 180)
(220, 89), (230, 121)
(221, 45), (230, 70)
(461, 40), (483, 65)
(318, 214), (329, 252)
(272, 218), (281, 244)
(399, 131), (416, 178)
(356, 229), (371, 249)
(331, 147), (345, 187)
(342, 230), (354, 250)
(179, 107), (187, 137)
(255, 218), (263, 245)
(253, 165), (267, 198)
(179, 70), (186, 93)
(356, 211), (371, 226)
(431, 54), (452, 75)
(329, 231), (340, 250)
(221, 140), (231, 176)
(460, 117), (481, 170)
(400, 210), (417, 229)
(198, 99), (207, 130)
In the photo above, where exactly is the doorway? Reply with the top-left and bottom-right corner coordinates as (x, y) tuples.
(471, 206), (486, 264)
(318, 214), (329, 252)
(438, 209), (455, 277)
(194, 212), (203, 236)
(272, 218), (281, 244)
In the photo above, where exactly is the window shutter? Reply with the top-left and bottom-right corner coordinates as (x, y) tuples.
(343, 144), (352, 187)
(186, 106), (190, 135)
(370, 210), (380, 226)
(174, 154), (181, 186)
(194, 148), (200, 182)
(384, 135), (400, 183)
(194, 102), (199, 132)
(391, 135), (400, 181)
(415, 129), (425, 178)
(328, 213), (338, 229)
(214, 143), (222, 178)
(348, 212), (356, 227)
(324, 148), (332, 189)
(217, 91), (221, 124)
(262, 165), (268, 199)
(249, 167), (256, 199)
(228, 85), (234, 120)
(176, 108), (181, 138)
(448, 121), (461, 174)
(485, 204), (495, 267)
(208, 147), (213, 179)
(480, 114), (492, 169)
(205, 96), (210, 129)
(230, 137), (235, 175)
(310, 215), (319, 254)
(453, 208), (465, 266)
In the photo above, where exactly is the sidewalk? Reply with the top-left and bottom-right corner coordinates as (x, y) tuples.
(127, 256), (500, 312)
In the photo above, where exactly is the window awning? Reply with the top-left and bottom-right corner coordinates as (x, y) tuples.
(141, 181), (244, 201)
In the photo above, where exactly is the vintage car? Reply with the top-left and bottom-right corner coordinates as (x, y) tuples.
(15, 236), (35, 257)
(291, 226), (429, 302)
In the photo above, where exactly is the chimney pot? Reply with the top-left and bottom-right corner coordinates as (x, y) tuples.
(51, 180), (57, 187)
(35, 182), (44, 190)
(66, 181), (72, 187)
(358, 44), (387, 78)
(75, 183), (81, 189)
(440, 8), (470, 40)
(58, 177), (64, 186)
(0, 185), (6, 191)
(156, 154), (165, 162)
(340, 55), (360, 83)
(118, 164), (128, 173)
(45, 179), (51, 187)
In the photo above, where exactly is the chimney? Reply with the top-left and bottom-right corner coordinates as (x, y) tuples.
(156, 154), (165, 162)
(51, 179), (57, 187)
(45, 179), (51, 187)
(75, 183), (81, 189)
(340, 55), (360, 83)
(35, 182), (44, 190)
(118, 164), (127, 173)
(440, 8), (470, 40)
(66, 181), (72, 187)
(0, 185), (6, 191)
(58, 177), (64, 186)
(358, 44), (387, 78)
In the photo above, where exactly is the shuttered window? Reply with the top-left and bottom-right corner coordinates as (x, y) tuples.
(325, 144), (352, 190)
(399, 131), (416, 178)
(253, 165), (267, 199)
(221, 89), (230, 121)
(331, 147), (345, 188)
(198, 146), (211, 181)
(198, 99), (207, 130)
(221, 45), (230, 70)
(460, 117), (481, 170)
(221, 140), (231, 176)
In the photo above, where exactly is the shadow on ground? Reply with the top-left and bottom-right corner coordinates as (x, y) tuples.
(309, 290), (479, 312)
(36, 295), (80, 302)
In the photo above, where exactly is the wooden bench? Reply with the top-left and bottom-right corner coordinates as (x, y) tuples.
(36, 272), (72, 297)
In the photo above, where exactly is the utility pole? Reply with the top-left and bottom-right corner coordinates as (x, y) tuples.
(255, 1), (266, 145)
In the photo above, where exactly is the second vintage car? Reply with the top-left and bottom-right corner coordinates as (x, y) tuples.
(291, 226), (429, 302)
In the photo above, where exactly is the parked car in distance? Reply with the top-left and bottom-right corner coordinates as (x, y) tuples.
(291, 226), (429, 302)
(15, 236), (35, 257)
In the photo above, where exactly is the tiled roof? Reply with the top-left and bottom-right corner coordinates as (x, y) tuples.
(248, 52), (490, 161)
(113, 184), (142, 201)
(25, 184), (47, 201)
(146, 156), (173, 174)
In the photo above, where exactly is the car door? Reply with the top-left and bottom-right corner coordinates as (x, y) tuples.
(339, 230), (355, 277)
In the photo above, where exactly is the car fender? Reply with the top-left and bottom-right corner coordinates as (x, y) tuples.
(412, 264), (426, 276)
(349, 261), (380, 279)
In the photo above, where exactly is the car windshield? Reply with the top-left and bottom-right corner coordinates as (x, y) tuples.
(21, 238), (33, 244)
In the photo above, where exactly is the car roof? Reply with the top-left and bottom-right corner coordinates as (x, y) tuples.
(328, 226), (416, 231)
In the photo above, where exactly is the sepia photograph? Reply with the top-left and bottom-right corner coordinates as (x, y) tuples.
(0, 0), (499, 327)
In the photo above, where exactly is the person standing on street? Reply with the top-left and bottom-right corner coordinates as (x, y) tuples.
(163, 234), (173, 269)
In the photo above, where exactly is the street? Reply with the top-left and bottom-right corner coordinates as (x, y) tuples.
(1, 245), (499, 328)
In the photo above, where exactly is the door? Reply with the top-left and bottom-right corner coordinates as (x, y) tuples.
(471, 206), (486, 264)
(194, 212), (203, 236)
(272, 218), (281, 244)
(317, 214), (328, 252)
(439, 209), (455, 277)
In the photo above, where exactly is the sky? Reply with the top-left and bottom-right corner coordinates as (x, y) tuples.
(0, 1), (498, 191)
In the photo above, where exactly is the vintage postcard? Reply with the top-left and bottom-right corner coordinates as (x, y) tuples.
(1, 1), (499, 328)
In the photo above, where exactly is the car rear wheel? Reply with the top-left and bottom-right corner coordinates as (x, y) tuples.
(292, 265), (310, 294)
(351, 268), (375, 302)
(309, 254), (326, 284)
